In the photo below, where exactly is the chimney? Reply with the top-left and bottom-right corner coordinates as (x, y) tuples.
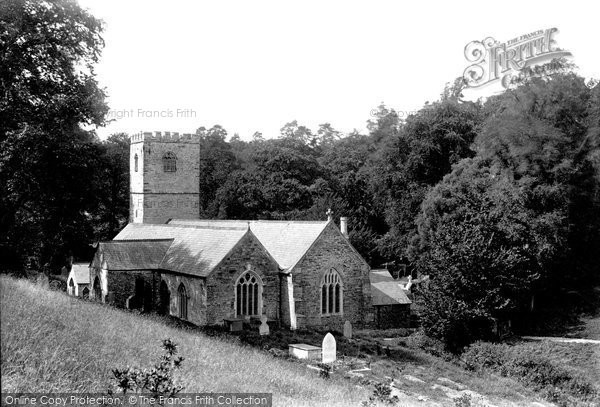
(340, 217), (348, 238)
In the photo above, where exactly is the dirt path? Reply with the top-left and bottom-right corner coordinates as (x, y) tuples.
(522, 336), (600, 344)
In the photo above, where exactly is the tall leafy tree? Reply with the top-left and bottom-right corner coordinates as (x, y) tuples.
(413, 70), (600, 348)
(474, 71), (600, 314)
(413, 158), (560, 350)
(0, 0), (108, 268)
(374, 97), (483, 261)
(196, 125), (239, 217)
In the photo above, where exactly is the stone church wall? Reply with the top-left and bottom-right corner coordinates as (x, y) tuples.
(206, 233), (281, 325)
(104, 270), (159, 311)
(292, 222), (372, 331)
(161, 273), (207, 326)
(374, 304), (410, 329)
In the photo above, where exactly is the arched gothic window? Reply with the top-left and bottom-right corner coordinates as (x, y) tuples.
(321, 268), (342, 315)
(235, 271), (262, 317)
(178, 283), (188, 320)
(134, 153), (139, 172)
(163, 151), (177, 172)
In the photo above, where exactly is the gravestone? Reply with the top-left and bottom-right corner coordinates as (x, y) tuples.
(343, 320), (352, 339)
(259, 315), (270, 336)
(322, 332), (336, 363)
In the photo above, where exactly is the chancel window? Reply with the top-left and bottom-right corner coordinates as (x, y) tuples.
(321, 268), (342, 315)
(178, 283), (188, 320)
(163, 151), (177, 172)
(235, 271), (261, 317)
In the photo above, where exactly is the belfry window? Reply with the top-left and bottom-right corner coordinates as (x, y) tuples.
(235, 271), (262, 317)
(163, 151), (177, 172)
(321, 268), (342, 315)
(134, 154), (138, 172)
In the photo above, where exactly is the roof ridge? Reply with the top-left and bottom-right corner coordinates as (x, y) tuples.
(170, 219), (329, 224)
(132, 223), (247, 231)
(107, 238), (175, 243)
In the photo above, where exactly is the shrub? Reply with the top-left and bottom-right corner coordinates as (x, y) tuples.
(405, 330), (454, 360)
(460, 341), (598, 405)
(110, 339), (185, 396)
(361, 382), (398, 407)
(317, 363), (332, 379)
(453, 393), (472, 407)
(462, 341), (507, 371)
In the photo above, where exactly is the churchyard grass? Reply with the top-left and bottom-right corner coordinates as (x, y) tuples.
(0, 275), (368, 407)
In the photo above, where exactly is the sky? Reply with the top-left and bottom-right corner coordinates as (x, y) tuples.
(78, 0), (600, 140)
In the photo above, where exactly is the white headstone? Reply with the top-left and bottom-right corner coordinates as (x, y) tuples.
(322, 332), (336, 363)
(343, 320), (352, 339)
(259, 315), (270, 336)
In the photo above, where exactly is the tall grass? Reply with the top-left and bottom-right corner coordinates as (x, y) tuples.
(0, 276), (368, 406)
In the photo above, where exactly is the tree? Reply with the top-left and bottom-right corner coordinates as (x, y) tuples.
(93, 133), (130, 241)
(0, 0), (107, 138)
(413, 158), (557, 351)
(412, 70), (600, 348)
(196, 125), (239, 217)
(374, 99), (483, 261)
(0, 0), (108, 268)
(474, 71), (600, 311)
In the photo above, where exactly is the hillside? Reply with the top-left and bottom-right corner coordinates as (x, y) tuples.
(0, 276), (368, 406)
(2, 275), (597, 407)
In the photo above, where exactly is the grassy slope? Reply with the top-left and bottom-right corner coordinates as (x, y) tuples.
(4, 275), (590, 407)
(0, 276), (368, 407)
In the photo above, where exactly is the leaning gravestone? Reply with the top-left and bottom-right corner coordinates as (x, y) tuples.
(259, 315), (270, 336)
(322, 332), (336, 363)
(343, 320), (352, 339)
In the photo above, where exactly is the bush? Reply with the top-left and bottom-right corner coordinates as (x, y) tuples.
(454, 393), (472, 407)
(110, 339), (185, 396)
(317, 363), (332, 379)
(460, 342), (598, 405)
(361, 382), (398, 407)
(462, 341), (507, 371)
(405, 330), (454, 360)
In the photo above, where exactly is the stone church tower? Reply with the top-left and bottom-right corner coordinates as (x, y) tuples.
(130, 131), (200, 224)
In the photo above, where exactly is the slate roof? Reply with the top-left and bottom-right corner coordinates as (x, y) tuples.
(167, 219), (329, 270)
(69, 263), (90, 285)
(113, 223), (251, 277)
(99, 239), (173, 271)
(369, 270), (412, 305)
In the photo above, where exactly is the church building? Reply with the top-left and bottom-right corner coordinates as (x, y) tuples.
(88, 131), (410, 330)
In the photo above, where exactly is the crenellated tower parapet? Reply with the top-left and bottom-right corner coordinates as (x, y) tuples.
(129, 131), (201, 144)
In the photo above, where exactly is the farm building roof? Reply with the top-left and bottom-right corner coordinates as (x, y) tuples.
(167, 219), (329, 270)
(369, 270), (412, 306)
(68, 263), (90, 285)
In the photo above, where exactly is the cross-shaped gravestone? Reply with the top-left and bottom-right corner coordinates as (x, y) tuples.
(343, 320), (352, 339)
(259, 315), (270, 336)
(322, 332), (336, 363)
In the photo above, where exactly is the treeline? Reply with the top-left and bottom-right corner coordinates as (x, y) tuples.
(1, 0), (599, 349)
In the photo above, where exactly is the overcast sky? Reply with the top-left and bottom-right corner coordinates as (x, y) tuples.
(78, 0), (599, 140)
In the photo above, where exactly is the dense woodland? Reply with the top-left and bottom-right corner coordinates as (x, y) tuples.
(1, 0), (599, 349)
